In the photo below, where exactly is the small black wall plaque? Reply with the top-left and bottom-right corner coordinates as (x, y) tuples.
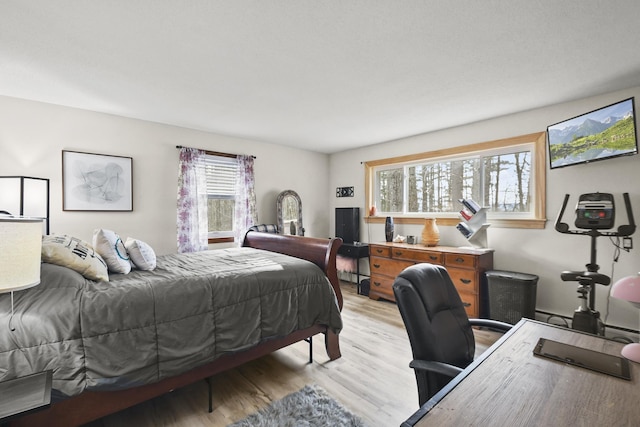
(336, 187), (354, 197)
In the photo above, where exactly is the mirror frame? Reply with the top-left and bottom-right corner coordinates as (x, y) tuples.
(276, 190), (303, 236)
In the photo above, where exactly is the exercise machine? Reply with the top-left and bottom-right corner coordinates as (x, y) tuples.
(555, 192), (636, 335)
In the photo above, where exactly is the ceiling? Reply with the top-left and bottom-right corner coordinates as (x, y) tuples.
(2, 1), (640, 154)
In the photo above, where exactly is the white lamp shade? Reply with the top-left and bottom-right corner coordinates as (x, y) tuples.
(611, 274), (640, 307)
(612, 273), (640, 363)
(0, 217), (43, 292)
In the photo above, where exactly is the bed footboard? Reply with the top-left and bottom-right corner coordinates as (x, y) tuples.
(243, 232), (343, 362)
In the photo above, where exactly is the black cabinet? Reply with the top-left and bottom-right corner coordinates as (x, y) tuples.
(337, 243), (369, 294)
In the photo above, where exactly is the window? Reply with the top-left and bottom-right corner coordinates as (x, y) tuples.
(204, 154), (237, 241)
(365, 132), (547, 228)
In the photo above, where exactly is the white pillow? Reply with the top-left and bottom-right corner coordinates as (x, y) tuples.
(92, 229), (131, 274)
(125, 237), (157, 271)
(42, 235), (109, 282)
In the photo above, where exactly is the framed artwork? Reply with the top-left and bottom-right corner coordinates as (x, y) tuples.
(62, 150), (133, 211)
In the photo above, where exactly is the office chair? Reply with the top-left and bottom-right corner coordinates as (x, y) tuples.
(393, 263), (512, 406)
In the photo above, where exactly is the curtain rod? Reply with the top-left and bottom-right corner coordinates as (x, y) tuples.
(175, 145), (256, 159)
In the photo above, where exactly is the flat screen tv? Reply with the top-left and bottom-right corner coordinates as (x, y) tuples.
(547, 97), (638, 169)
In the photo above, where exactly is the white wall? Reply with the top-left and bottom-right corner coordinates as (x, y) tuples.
(329, 86), (640, 333)
(0, 96), (331, 255)
(3, 89), (639, 334)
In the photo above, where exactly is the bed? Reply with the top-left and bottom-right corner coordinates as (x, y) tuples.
(0, 231), (343, 426)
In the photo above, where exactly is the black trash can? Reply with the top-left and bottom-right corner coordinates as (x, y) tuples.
(486, 270), (538, 324)
(359, 279), (370, 296)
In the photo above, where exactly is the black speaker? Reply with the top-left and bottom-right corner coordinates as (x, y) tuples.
(336, 207), (360, 243)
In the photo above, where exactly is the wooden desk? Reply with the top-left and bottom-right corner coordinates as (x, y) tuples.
(403, 319), (640, 426)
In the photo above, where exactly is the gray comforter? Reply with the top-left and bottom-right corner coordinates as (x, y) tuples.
(0, 248), (342, 397)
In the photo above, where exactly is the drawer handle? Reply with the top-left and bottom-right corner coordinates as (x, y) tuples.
(462, 302), (471, 307)
(460, 278), (472, 284)
(375, 249), (384, 254)
(373, 264), (381, 269)
(429, 255), (438, 261)
(373, 281), (382, 287)
(394, 251), (403, 256)
(455, 257), (465, 263)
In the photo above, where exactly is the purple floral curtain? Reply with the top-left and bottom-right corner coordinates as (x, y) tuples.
(233, 155), (257, 245)
(177, 147), (208, 253)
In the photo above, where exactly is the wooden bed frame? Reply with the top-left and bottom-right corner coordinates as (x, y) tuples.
(11, 232), (343, 427)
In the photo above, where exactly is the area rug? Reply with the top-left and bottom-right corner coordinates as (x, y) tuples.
(228, 384), (367, 427)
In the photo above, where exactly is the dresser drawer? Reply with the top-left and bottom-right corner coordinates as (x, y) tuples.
(448, 268), (478, 294)
(445, 253), (477, 269)
(369, 256), (414, 278)
(391, 248), (443, 264)
(369, 245), (391, 258)
(458, 292), (478, 318)
(369, 274), (396, 299)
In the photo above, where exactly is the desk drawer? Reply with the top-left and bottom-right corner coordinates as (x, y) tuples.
(448, 268), (478, 294)
(338, 244), (369, 257)
(369, 256), (413, 278)
(445, 253), (477, 269)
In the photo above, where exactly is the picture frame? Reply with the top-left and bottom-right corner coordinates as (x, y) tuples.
(62, 150), (133, 211)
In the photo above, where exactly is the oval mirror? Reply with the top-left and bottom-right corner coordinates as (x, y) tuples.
(276, 190), (304, 236)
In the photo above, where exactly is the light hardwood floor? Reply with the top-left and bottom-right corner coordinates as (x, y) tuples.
(88, 282), (500, 427)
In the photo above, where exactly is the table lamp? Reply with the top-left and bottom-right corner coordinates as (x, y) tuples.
(611, 273), (640, 363)
(0, 216), (43, 331)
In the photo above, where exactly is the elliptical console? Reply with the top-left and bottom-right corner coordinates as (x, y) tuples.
(574, 193), (615, 230)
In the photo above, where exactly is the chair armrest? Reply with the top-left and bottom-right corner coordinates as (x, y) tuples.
(409, 359), (464, 378)
(469, 318), (512, 333)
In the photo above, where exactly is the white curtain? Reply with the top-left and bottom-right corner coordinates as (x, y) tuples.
(233, 155), (258, 245)
(176, 147), (208, 253)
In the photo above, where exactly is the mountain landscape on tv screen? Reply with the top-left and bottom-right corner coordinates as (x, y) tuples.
(548, 101), (636, 168)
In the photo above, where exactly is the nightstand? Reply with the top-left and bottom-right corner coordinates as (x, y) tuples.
(0, 370), (52, 423)
(337, 243), (370, 294)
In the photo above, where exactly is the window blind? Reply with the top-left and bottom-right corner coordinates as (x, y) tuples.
(203, 155), (237, 197)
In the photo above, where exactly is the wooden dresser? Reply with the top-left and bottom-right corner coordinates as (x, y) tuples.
(368, 242), (493, 318)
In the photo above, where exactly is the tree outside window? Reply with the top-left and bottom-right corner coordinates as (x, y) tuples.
(366, 132), (546, 228)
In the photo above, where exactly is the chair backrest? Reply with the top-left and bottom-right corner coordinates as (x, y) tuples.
(393, 263), (476, 400)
